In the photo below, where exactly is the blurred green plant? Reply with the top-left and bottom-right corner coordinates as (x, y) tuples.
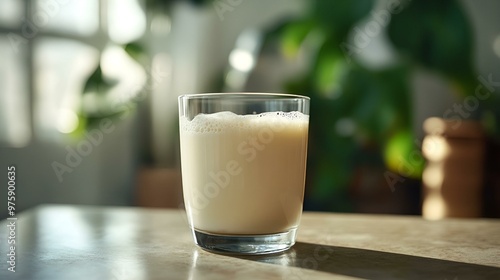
(77, 0), (215, 137)
(263, 0), (483, 211)
(74, 42), (147, 137)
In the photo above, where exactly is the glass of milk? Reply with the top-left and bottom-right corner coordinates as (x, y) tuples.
(178, 93), (309, 254)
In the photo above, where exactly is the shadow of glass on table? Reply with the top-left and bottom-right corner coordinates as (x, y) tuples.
(234, 242), (500, 279)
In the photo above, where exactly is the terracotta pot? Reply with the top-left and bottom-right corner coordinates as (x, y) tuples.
(422, 117), (485, 219)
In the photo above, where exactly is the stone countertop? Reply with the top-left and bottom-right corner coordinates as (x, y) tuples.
(1, 205), (499, 279)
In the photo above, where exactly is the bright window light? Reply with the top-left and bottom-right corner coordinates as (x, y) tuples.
(0, 0), (23, 26)
(36, 0), (99, 36)
(57, 109), (79, 134)
(34, 38), (99, 139)
(0, 36), (30, 147)
(108, 0), (146, 44)
(229, 49), (255, 72)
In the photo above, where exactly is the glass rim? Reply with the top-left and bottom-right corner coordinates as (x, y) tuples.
(178, 92), (310, 100)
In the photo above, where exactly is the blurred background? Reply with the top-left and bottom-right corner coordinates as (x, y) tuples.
(1, 0), (499, 220)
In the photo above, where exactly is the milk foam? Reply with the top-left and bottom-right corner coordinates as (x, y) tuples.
(181, 111), (309, 134)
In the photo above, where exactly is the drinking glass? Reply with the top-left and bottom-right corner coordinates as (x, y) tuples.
(178, 93), (309, 254)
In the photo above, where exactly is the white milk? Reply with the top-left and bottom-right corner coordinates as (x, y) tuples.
(180, 111), (309, 235)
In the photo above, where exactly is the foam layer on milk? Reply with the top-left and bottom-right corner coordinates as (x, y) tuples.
(181, 111), (308, 134)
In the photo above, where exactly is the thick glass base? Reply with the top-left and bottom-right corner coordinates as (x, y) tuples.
(193, 228), (297, 255)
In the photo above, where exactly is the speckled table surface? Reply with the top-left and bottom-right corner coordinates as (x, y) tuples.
(1, 205), (499, 279)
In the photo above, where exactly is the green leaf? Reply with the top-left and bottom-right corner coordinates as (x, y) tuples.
(388, 0), (475, 95)
(312, 40), (349, 98)
(280, 20), (316, 58)
(124, 42), (147, 64)
(312, 0), (374, 41)
(383, 129), (424, 179)
(82, 65), (117, 95)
